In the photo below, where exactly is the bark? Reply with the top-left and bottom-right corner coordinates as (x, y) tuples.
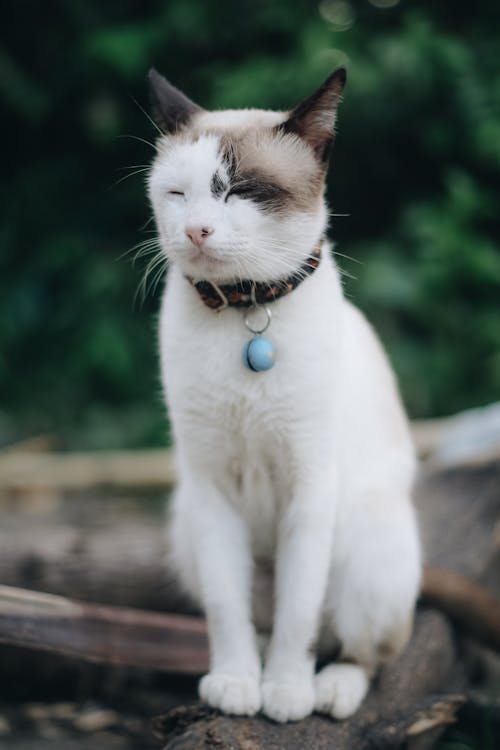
(153, 690), (467, 750)
(0, 585), (208, 674)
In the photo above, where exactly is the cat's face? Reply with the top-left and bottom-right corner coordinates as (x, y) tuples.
(148, 69), (345, 283)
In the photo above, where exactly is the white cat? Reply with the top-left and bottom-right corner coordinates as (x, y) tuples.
(147, 67), (421, 723)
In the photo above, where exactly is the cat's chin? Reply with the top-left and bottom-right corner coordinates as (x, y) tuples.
(189, 249), (225, 267)
(180, 250), (231, 281)
(171, 245), (307, 284)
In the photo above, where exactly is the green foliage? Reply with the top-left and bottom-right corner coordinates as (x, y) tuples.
(2, 0), (500, 447)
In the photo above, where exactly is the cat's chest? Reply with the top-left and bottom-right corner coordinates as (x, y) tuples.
(161, 286), (299, 406)
(175, 363), (287, 553)
(160, 269), (341, 465)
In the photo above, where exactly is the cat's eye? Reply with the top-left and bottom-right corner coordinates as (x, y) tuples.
(226, 181), (284, 207)
(225, 185), (254, 201)
(168, 190), (185, 196)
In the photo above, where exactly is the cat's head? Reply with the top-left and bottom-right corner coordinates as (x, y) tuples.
(147, 68), (346, 283)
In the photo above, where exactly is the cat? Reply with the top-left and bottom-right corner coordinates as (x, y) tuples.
(147, 66), (421, 723)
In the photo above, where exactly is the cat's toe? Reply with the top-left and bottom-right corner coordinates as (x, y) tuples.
(261, 679), (315, 723)
(314, 663), (369, 719)
(199, 672), (261, 716)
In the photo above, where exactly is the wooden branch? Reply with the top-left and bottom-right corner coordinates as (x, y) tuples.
(421, 566), (500, 652)
(0, 584), (208, 674)
(0, 448), (177, 490)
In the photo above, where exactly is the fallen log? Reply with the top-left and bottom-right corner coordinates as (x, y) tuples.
(153, 690), (467, 750)
(152, 611), (467, 750)
(0, 496), (190, 612)
(0, 460), (498, 749)
(0, 585), (208, 674)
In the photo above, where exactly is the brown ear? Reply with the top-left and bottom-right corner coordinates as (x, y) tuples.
(280, 67), (346, 163)
(147, 68), (203, 134)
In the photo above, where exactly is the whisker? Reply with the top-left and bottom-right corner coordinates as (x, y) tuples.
(130, 95), (165, 138)
(333, 251), (362, 265)
(337, 267), (357, 281)
(134, 250), (166, 307)
(117, 134), (158, 151)
(109, 168), (150, 189)
(150, 259), (168, 296)
(116, 164), (151, 172)
(134, 245), (163, 267)
(117, 237), (161, 262)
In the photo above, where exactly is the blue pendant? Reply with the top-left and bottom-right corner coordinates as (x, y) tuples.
(243, 336), (276, 372)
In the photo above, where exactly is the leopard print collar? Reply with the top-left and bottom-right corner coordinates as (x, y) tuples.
(186, 242), (322, 311)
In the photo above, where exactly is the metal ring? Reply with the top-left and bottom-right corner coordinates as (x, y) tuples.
(244, 305), (272, 335)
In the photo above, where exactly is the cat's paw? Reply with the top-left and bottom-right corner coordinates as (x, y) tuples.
(199, 672), (261, 716)
(261, 679), (315, 723)
(314, 663), (369, 719)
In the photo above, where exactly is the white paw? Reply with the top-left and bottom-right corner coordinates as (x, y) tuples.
(199, 672), (261, 716)
(314, 663), (369, 719)
(261, 679), (315, 723)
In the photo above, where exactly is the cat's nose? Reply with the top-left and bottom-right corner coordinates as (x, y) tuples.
(185, 225), (214, 249)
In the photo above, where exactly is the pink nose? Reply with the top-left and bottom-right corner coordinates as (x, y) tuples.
(185, 225), (214, 248)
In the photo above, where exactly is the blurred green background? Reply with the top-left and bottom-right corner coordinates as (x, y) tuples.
(2, 0), (500, 450)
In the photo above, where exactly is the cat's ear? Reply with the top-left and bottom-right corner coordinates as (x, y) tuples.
(147, 68), (203, 134)
(280, 67), (346, 163)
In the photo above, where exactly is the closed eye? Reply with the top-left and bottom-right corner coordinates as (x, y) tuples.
(226, 180), (288, 208)
(226, 184), (255, 200)
(168, 190), (185, 196)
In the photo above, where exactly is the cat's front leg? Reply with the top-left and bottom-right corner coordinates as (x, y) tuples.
(173, 476), (261, 716)
(262, 473), (336, 723)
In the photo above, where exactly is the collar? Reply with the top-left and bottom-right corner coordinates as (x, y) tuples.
(186, 241), (322, 311)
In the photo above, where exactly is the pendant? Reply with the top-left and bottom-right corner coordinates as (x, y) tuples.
(242, 304), (276, 372)
(243, 336), (276, 371)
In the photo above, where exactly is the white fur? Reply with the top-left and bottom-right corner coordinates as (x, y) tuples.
(315, 663), (369, 719)
(150, 129), (421, 722)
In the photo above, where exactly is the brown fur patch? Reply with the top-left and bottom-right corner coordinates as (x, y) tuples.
(230, 130), (324, 212)
(220, 129), (324, 214)
(185, 111), (326, 214)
